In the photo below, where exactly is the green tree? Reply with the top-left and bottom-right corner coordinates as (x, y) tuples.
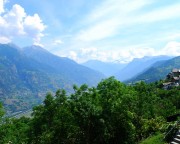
(0, 117), (30, 144)
(0, 77), (178, 144)
(29, 90), (79, 144)
(97, 77), (135, 144)
(71, 84), (105, 144)
(0, 103), (5, 120)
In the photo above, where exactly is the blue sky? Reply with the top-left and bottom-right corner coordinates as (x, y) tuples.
(0, 0), (180, 63)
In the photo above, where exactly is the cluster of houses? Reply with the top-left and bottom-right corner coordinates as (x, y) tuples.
(163, 68), (180, 89)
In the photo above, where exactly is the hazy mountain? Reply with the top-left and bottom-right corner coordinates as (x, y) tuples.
(82, 60), (127, 76)
(23, 45), (104, 85)
(0, 44), (52, 114)
(115, 56), (173, 82)
(126, 56), (180, 83)
(0, 44), (104, 114)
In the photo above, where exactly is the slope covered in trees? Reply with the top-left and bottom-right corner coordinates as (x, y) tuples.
(127, 56), (180, 83)
(23, 45), (105, 86)
(0, 44), (104, 115)
(0, 77), (179, 144)
(115, 56), (172, 82)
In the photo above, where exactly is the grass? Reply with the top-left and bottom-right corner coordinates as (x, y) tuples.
(139, 133), (167, 144)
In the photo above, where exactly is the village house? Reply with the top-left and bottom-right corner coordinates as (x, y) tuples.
(163, 68), (180, 89)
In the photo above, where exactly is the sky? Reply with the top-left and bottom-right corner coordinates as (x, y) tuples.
(0, 0), (180, 63)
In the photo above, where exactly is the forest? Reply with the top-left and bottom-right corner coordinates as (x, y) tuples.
(0, 77), (179, 144)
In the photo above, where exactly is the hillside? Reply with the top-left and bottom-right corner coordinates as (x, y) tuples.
(127, 56), (180, 83)
(115, 56), (172, 81)
(23, 45), (104, 86)
(82, 60), (127, 76)
(0, 44), (104, 114)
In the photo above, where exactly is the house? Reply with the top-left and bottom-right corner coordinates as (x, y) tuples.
(162, 82), (174, 90)
(172, 68), (180, 77)
(163, 68), (180, 89)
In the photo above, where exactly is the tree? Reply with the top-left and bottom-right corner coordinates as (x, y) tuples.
(0, 117), (30, 144)
(0, 77), (178, 144)
(97, 77), (135, 143)
(0, 103), (5, 120)
(69, 84), (103, 143)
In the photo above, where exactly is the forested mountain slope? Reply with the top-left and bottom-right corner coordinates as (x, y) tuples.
(115, 56), (172, 81)
(23, 46), (104, 86)
(127, 56), (180, 83)
(0, 44), (104, 114)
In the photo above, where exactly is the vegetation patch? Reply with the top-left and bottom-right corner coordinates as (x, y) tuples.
(0, 77), (179, 144)
(140, 133), (166, 144)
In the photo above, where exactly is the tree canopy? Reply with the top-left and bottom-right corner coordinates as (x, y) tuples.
(0, 77), (179, 144)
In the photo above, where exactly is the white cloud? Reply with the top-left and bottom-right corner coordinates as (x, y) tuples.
(76, 0), (153, 42)
(75, 0), (180, 43)
(166, 33), (180, 41)
(0, 0), (5, 14)
(69, 51), (78, 61)
(154, 32), (180, 42)
(0, 36), (11, 43)
(76, 19), (119, 42)
(80, 47), (97, 55)
(0, 2), (46, 44)
(33, 41), (44, 48)
(24, 14), (46, 43)
(53, 39), (63, 45)
(138, 4), (180, 23)
(60, 41), (180, 63)
(86, 0), (153, 22)
(161, 41), (180, 56)
(3, 4), (26, 36)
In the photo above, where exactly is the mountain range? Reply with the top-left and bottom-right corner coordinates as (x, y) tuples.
(114, 56), (173, 81)
(82, 56), (173, 82)
(0, 44), (104, 114)
(23, 45), (104, 86)
(82, 60), (127, 76)
(126, 56), (180, 83)
(0, 43), (179, 115)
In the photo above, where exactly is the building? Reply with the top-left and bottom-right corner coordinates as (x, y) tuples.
(163, 68), (180, 89)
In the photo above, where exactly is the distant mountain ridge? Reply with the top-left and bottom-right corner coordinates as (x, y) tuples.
(82, 60), (127, 76)
(23, 45), (105, 85)
(126, 56), (180, 83)
(115, 55), (173, 81)
(0, 44), (104, 114)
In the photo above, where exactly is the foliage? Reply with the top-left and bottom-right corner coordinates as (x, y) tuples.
(139, 133), (166, 144)
(0, 117), (30, 144)
(0, 77), (179, 143)
(0, 103), (5, 119)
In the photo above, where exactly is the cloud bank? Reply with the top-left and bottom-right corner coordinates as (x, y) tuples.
(61, 41), (180, 63)
(54, 0), (180, 63)
(0, 0), (46, 44)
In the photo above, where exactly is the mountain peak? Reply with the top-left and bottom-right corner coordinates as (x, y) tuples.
(115, 55), (173, 81)
(0, 43), (21, 50)
(127, 56), (180, 83)
(26, 45), (46, 50)
(23, 45), (50, 54)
